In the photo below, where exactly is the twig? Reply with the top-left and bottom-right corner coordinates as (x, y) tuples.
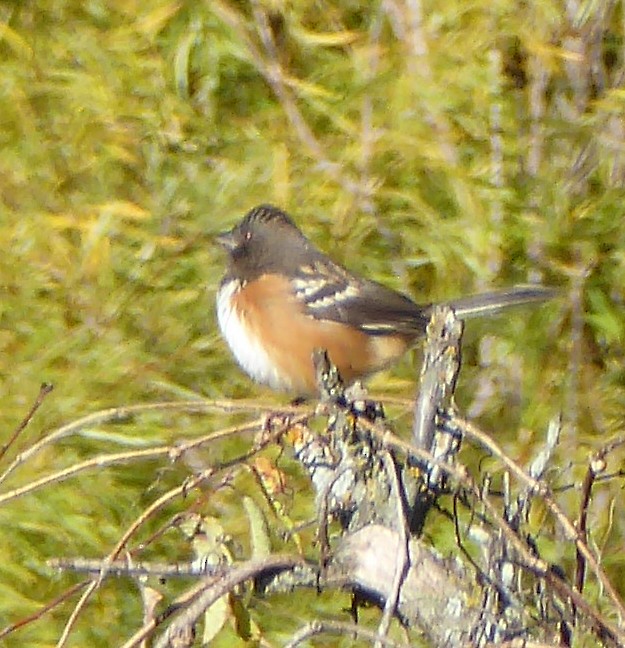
(136, 555), (305, 648)
(403, 0), (458, 166)
(359, 8), (384, 215)
(0, 419), (267, 507)
(53, 417), (301, 645)
(0, 382), (53, 461)
(526, 54), (548, 181)
(50, 556), (240, 578)
(575, 435), (625, 607)
(565, 264), (591, 435)
(56, 580), (99, 648)
(459, 416), (625, 625)
(357, 419), (625, 645)
(412, 305), (463, 456)
(375, 452), (409, 646)
(0, 581), (87, 641)
(213, 1), (364, 200)
(0, 399), (305, 486)
(285, 619), (405, 648)
(487, 45), (503, 275)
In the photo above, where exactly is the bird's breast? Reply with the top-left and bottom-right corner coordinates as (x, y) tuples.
(217, 278), (294, 391)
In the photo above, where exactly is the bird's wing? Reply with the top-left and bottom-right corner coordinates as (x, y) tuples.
(290, 260), (429, 337)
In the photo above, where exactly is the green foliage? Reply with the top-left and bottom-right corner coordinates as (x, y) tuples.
(1, 0), (625, 644)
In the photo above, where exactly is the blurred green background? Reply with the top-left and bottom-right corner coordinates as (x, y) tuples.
(1, 0), (625, 645)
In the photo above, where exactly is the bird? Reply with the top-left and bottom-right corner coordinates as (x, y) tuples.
(216, 204), (554, 396)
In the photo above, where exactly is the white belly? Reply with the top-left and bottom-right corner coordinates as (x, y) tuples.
(216, 279), (292, 391)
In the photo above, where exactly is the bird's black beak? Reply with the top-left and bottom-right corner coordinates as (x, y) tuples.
(215, 229), (238, 252)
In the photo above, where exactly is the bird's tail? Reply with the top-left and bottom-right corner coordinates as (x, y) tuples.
(445, 285), (556, 319)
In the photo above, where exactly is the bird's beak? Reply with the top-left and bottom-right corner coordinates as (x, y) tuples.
(215, 229), (238, 252)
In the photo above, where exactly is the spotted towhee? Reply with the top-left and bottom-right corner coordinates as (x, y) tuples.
(216, 205), (554, 395)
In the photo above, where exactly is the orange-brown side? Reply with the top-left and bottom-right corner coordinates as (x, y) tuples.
(232, 273), (413, 394)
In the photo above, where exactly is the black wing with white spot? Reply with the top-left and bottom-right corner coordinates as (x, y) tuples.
(291, 260), (430, 337)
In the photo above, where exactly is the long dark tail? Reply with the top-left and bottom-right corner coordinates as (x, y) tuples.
(445, 285), (556, 319)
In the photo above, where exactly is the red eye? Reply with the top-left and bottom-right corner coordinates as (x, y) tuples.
(245, 231), (252, 241)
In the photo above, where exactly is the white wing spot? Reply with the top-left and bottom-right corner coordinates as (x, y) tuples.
(306, 284), (360, 310)
(291, 268), (360, 311)
(291, 277), (328, 299)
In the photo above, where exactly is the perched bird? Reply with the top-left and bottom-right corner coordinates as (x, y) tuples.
(216, 204), (553, 395)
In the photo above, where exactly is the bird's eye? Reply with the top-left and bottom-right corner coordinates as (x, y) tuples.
(244, 231), (252, 241)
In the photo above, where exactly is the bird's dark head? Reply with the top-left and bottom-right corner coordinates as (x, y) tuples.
(217, 205), (311, 279)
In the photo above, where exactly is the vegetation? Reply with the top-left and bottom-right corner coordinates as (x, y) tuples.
(1, 0), (625, 645)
